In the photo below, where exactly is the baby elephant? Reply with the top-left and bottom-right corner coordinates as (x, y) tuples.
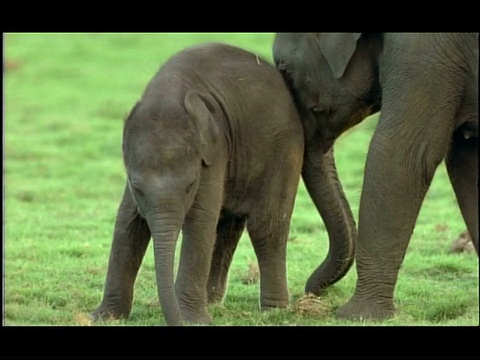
(91, 42), (304, 325)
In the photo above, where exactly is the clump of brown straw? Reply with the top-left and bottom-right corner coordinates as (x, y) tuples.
(293, 293), (332, 318)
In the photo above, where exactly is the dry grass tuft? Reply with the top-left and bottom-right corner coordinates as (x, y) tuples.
(74, 313), (93, 326)
(449, 230), (475, 253)
(293, 293), (332, 318)
(241, 260), (260, 285)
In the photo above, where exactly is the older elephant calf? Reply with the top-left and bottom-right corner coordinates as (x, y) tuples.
(91, 43), (304, 325)
(274, 32), (478, 320)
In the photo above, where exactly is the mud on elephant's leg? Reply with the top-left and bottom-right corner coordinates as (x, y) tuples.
(207, 211), (247, 304)
(445, 131), (479, 253)
(91, 184), (151, 322)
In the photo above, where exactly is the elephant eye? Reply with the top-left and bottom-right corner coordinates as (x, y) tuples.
(135, 187), (145, 198)
(311, 106), (328, 115)
(128, 177), (144, 198)
(136, 206), (146, 219)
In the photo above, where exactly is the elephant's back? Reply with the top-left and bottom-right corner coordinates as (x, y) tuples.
(167, 42), (278, 77)
(157, 42), (300, 131)
(164, 42), (290, 101)
(143, 42), (302, 146)
(192, 44), (297, 115)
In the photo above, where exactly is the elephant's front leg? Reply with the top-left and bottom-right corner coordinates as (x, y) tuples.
(445, 131), (478, 253)
(337, 103), (455, 320)
(207, 211), (247, 304)
(175, 178), (224, 324)
(91, 184), (151, 321)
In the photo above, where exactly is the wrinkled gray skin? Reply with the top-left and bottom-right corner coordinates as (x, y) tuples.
(91, 43), (308, 326)
(273, 33), (478, 320)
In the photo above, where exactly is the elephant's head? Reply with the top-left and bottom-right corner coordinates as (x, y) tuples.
(272, 33), (385, 294)
(273, 33), (382, 152)
(121, 91), (218, 325)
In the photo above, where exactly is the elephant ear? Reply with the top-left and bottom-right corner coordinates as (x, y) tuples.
(318, 33), (362, 79)
(184, 90), (219, 167)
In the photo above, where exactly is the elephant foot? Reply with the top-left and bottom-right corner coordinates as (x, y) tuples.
(260, 296), (289, 310)
(176, 293), (213, 325)
(180, 309), (212, 325)
(90, 303), (131, 322)
(335, 295), (395, 321)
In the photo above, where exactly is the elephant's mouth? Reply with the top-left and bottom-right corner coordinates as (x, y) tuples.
(347, 105), (375, 131)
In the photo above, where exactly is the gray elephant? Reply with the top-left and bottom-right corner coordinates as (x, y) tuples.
(273, 33), (478, 320)
(92, 42), (318, 325)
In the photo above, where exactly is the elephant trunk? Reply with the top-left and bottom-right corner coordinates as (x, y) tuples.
(147, 211), (183, 326)
(302, 144), (357, 295)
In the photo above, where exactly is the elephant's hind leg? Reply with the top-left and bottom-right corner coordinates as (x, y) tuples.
(207, 210), (247, 304)
(247, 210), (291, 310)
(445, 131), (478, 253)
(91, 184), (151, 322)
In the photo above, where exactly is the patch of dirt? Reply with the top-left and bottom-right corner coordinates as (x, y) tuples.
(16, 191), (35, 203)
(424, 262), (470, 278)
(287, 236), (299, 243)
(449, 231), (475, 254)
(85, 266), (104, 275)
(435, 224), (449, 232)
(4, 59), (22, 72)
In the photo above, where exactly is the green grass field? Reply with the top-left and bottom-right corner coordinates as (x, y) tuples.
(4, 33), (478, 326)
